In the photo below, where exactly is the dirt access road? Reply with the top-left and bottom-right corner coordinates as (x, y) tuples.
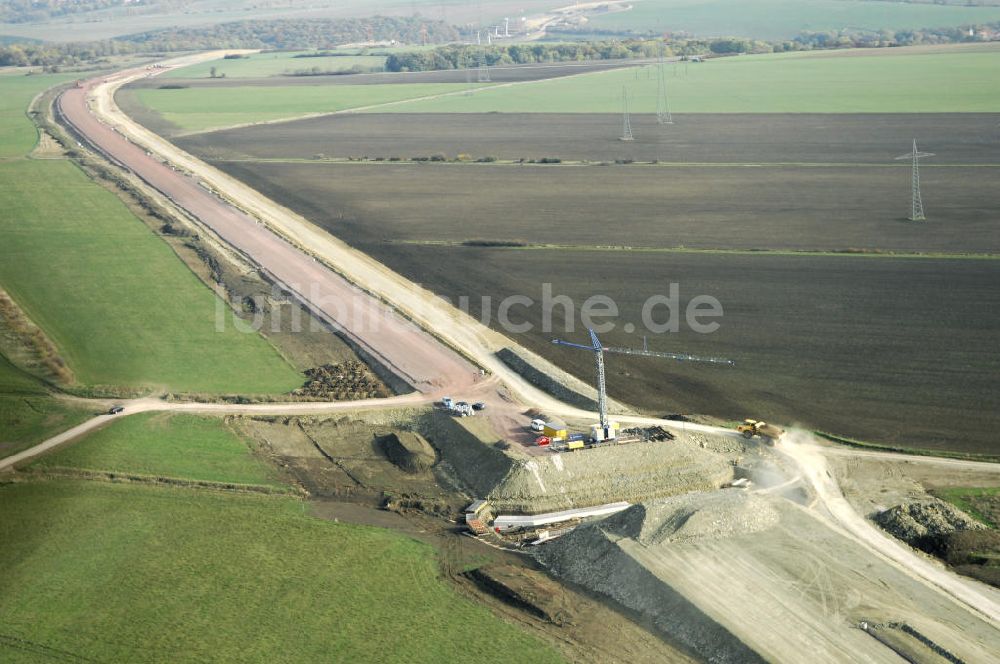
(0, 393), (433, 473)
(780, 432), (1000, 625)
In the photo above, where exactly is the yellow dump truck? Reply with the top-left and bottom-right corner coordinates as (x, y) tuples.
(737, 419), (785, 445)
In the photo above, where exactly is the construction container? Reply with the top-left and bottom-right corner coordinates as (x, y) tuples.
(590, 422), (619, 442)
(543, 419), (567, 439)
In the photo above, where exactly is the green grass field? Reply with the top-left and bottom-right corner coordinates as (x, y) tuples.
(31, 412), (285, 487)
(0, 71), (74, 158)
(384, 45), (1000, 113)
(0, 355), (90, 460)
(0, 480), (562, 663)
(933, 487), (1000, 528)
(0, 159), (302, 393)
(163, 51), (388, 79)
(586, 0), (1000, 40)
(131, 82), (492, 133)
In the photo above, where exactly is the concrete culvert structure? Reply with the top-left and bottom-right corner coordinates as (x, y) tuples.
(379, 431), (436, 473)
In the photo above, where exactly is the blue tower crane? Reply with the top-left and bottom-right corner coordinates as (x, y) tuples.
(552, 329), (734, 441)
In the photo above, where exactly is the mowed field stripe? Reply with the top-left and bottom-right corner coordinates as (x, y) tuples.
(168, 62), (645, 136)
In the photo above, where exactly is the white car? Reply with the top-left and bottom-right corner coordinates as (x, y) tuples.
(530, 419), (545, 432)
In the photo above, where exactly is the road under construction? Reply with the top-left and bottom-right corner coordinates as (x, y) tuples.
(26, 52), (1000, 662)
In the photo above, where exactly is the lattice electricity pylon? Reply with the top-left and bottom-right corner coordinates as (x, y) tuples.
(477, 48), (491, 82)
(895, 139), (934, 221)
(620, 86), (634, 141)
(656, 55), (673, 125)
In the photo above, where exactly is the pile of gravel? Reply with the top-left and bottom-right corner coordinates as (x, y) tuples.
(874, 499), (986, 548)
(584, 491), (780, 546)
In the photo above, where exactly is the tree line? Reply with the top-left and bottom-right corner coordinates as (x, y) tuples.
(118, 16), (459, 51)
(0, 16), (459, 69)
(0, 14), (995, 71)
(386, 41), (675, 72)
(385, 23), (999, 72)
(0, 40), (134, 68)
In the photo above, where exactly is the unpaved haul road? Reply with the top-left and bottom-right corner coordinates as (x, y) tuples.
(0, 393), (431, 472)
(780, 431), (1000, 625)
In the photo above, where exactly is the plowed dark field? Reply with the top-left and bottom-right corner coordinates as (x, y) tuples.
(179, 112), (1000, 165)
(185, 113), (1000, 453)
(373, 245), (1000, 453)
(214, 160), (1000, 254)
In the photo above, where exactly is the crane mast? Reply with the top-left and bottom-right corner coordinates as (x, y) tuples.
(552, 329), (734, 441)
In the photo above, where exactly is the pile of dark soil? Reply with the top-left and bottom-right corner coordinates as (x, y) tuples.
(379, 431), (435, 473)
(294, 361), (390, 400)
(464, 565), (575, 625)
(382, 492), (451, 517)
(939, 529), (1000, 588)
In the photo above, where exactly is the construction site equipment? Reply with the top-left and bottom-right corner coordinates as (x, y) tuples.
(552, 329), (734, 442)
(542, 419), (568, 439)
(737, 419), (784, 445)
(452, 402), (475, 417)
(530, 529), (572, 545)
(566, 440), (586, 451)
(464, 499), (491, 534)
(590, 421), (618, 443)
(465, 499), (488, 514)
